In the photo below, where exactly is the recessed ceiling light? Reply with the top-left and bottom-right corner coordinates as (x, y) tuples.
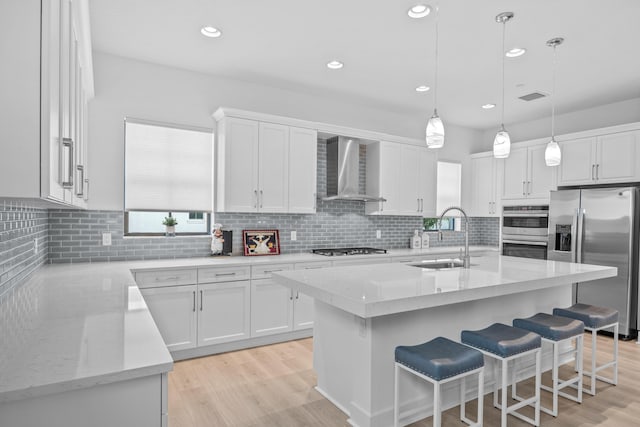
(326, 60), (344, 70)
(415, 85), (430, 92)
(482, 103), (496, 109)
(505, 47), (526, 57)
(408, 4), (432, 18)
(201, 26), (222, 38)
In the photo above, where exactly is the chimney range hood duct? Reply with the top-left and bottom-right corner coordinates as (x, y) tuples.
(323, 136), (386, 202)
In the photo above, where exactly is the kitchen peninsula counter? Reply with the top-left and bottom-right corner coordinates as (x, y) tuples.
(272, 255), (616, 427)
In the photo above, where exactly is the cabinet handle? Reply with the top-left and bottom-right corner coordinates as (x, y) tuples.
(192, 291), (196, 312)
(522, 181), (525, 196)
(259, 190), (263, 208)
(528, 181), (532, 195)
(295, 291), (299, 300)
(264, 269), (282, 274)
(290, 290), (294, 300)
(420, 198), (424, 212)
(75, 165), (84, 197)
(417, 198), (420, 212)
(304, 266), (323, 270)
(155, 276), (179, 282)
(214, 272), (236, 277)
(592, 164), (595, 180)
(200, 290), (203, 311)
(596, 164), (600, 180)
(313, 192), (317, 210)
(62, 138), (74, 188)
(254, 189), (258, 208)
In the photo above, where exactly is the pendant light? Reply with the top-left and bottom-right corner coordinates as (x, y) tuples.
(545, 37), (564, 166)
(493, 12), (514, 159)
(426, 5), (444, 148)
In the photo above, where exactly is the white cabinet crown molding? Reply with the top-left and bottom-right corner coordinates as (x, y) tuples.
(212, 107), (427, 148)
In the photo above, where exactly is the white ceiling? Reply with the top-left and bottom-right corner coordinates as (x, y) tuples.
(89, 0), (640, 130)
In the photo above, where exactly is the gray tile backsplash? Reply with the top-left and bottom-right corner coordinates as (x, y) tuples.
(11, 140), (499, 265)
(0, 199), (48, 296)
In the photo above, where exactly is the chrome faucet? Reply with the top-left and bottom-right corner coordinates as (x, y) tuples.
(438, 206), (471, 268)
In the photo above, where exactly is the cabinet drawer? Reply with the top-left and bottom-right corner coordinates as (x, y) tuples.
(294, 261), (332, 270)
(198, 265), (251, 283)
(251, 263), (294, 279)
(135, 268), (197, 289)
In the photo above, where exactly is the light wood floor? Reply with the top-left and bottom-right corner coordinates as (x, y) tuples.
(168, 335), (640, 426)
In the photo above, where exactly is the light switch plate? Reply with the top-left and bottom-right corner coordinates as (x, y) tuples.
(102, 232), (112, 246)
(376, 230), (381, 239)
(291, 231), (297, 241)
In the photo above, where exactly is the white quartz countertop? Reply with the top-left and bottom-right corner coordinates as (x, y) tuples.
(0, 263), (173, 403)
(273, 255), (618, 318)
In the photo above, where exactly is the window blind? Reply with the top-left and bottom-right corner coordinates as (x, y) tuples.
(124, 120), (213, 212)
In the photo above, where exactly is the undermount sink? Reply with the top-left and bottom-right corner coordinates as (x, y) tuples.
(408, 258), (465, 270)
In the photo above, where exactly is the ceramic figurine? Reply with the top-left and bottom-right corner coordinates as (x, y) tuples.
(211, 224), (225, 255)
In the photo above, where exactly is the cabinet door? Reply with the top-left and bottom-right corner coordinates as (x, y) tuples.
(218, 117), (259, 212)
(597, 131), (639, 183)
(501, 147), (528, 199)
(376, 142), (402, 215)
(293, 291), (314, 330)
(141, 285), (198, 352)
(418, 148), (437, 217)
(288, 127), (317, 213)
(398, 145), (422, 215)
(558, 137), (597, 186)
(198, 281), (251, 346)
(250, 278), (293, 337)
(258, 122), (289, 212)
(470, 155), (497, 216)
(527, 145), (556, 199)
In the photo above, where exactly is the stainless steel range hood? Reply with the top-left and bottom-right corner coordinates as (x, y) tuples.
(323, 136), (386, 202)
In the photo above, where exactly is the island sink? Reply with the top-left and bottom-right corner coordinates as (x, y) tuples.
(408, 258), (464, 270)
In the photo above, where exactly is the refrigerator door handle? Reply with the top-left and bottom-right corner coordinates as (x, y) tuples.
(576, 208), (585, 263)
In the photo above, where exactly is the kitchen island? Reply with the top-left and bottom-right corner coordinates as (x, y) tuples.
(273, 255), (617, 427)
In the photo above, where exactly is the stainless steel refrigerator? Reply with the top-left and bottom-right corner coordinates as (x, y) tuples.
(548, 187), (638, 338)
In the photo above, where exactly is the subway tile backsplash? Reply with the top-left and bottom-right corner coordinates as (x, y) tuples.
(0, 199), (48, 296)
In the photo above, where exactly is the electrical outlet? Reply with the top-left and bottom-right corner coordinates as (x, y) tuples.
(291, 231), (297, 241)
(102, 232), (112, 246)
(376, 230), (381, 239)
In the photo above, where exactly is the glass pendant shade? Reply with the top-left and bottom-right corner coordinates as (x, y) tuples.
(493, 125), (511, 158)
(426, 112), (444, 148)
(545, 137), (561, 166)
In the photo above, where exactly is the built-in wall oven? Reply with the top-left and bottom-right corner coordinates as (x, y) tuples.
(502, 205), (549, 260)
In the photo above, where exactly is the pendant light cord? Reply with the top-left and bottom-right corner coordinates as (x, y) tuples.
(434, 5), (439, 114)
(551, 44), (557, 139)
(500, 19), (506, 128)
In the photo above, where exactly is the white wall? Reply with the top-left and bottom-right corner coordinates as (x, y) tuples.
(88, 52), (481, 210)
(479, 97), (640, 152)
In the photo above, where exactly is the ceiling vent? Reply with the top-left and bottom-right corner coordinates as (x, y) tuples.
(519, 92), (547, 102)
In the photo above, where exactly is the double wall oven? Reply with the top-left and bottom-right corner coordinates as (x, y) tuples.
(502, 205), (549, 260)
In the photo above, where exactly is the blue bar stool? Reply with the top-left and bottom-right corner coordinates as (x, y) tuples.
(513, 313), (584, 417)
(394, 337), (485, 427)
(553, 303), (619, 395)
(461, 323), (541, 427)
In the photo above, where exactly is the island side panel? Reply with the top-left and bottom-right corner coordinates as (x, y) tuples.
(314, 285), (572, 427)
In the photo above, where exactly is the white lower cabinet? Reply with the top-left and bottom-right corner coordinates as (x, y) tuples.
(292, 292), (314, 330)
(140, 285), (197, 352)
(198, 281), (251, 346)
(251, 278), (294, 337)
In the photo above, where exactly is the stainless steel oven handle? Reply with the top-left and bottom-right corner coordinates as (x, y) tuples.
(502, 239), (549, 246)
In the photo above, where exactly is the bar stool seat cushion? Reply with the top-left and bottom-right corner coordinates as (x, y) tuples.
(553, 303), (619, 329)
(513, 313), (584, 341)
(395, 337), (484, 381)
(461, 323), (541, 358)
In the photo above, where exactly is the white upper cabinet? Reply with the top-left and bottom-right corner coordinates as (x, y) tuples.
(469, 153), (501, 217)
(215, 112), (317, 213)
(366, 141), (436, 216)
(558, 131), (640, 186)
(0, 0), (92, 206)
(501, 144), (556, 202)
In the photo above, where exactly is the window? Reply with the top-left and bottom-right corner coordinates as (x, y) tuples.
(124, 119), (214, 236)
(423, 161), (462, 232)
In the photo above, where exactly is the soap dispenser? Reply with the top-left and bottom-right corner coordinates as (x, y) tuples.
(411, 230), (422, 249)
(421, 232), (430, 248)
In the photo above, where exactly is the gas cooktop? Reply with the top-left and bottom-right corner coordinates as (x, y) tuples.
(312, 247), (388, 256)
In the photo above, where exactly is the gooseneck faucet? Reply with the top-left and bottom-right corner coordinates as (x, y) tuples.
(438, 206), (471, 268)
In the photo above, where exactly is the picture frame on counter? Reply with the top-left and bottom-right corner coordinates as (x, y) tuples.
(242, 229), (281, 256)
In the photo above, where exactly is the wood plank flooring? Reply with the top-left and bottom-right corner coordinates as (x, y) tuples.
(168, 334), (640, 426)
